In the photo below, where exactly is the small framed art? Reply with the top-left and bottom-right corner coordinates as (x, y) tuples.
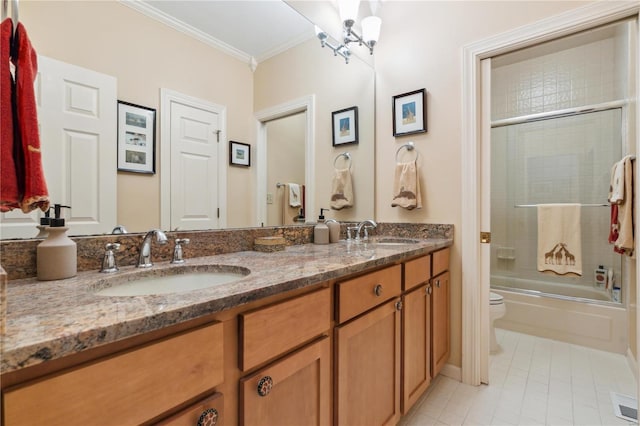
(392, 89), (427, 137)
(117, 101), (156, 174)
(332, 106), (359, 146)
(229, 141), (251, 167)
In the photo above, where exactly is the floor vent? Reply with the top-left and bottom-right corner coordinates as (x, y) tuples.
(611, 392), (638, 423)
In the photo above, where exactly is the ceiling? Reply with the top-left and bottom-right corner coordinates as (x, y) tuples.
(136, 0), (315, 64)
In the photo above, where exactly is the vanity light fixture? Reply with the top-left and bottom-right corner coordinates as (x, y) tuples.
(315, 0), (381, 64)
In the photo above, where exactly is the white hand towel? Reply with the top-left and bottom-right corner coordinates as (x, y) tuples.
(537, 204), (582, 276)
(609, 159), (625, 204)
(288, 183), (301, 208)
(330, 168), (353, 210)
(391, 161), (422, 210)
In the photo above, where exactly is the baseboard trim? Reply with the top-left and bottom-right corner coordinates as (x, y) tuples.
(440, 363), (462, 382)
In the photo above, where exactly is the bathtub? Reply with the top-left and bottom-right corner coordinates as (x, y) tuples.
(492, 275), (628, 354)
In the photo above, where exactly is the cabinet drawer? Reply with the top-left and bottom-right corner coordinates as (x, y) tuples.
(4, 322), (224, 426)
(432, 248), (450, 277)
(158, 393), (224, 426)
(240, 287), (331, 371)
(336, 264), (401, 323)
(404, 255), (431, 291)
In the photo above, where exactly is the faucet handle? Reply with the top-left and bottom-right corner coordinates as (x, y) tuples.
(171, 238), (190, 264)
(346, 226), (358, 241)
(363, 225), (375, 241)
(101, 243), (121, 273)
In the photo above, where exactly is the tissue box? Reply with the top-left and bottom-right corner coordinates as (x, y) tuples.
(254, 236), (287, 253)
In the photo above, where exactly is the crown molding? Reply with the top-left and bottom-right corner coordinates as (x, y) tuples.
(119, 0), (252, 65)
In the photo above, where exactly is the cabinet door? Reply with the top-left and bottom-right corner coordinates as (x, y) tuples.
(432, 271), (450, 377)
(239, 337), (330, 426)
(402, 283), (431, 414)
(157, 393), (224, 426)
(335, 299), (401, 426)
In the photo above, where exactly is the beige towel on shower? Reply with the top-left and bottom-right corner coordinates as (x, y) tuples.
(391, 161), (422, 210)
(330, 168), (353, 210)
(614, 156), (634, 255)
(537, 204), (582, 276)
(281, 183), (303, 225)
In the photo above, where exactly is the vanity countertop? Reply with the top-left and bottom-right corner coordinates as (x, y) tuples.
(1, 238), (452, 374)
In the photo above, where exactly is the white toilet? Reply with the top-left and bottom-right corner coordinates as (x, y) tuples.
(490, 292), (506, 353)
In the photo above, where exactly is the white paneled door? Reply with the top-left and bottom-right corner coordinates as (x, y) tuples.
(168, 98), (223, 231)
(0, 56), (117, 239)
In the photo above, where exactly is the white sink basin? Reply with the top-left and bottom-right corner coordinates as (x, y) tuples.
(95, 265), (250, 296)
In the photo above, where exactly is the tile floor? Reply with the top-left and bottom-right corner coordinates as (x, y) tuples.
(400, 328), (638, 426)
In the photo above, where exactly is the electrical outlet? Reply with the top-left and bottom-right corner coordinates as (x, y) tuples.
(266, 193), (274, 204)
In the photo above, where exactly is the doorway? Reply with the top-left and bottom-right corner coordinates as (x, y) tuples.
(255, 95), (315, 227)
(461, 3), (640, 387)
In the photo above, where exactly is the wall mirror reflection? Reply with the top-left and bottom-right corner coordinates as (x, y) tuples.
(0, 0), (375, 239)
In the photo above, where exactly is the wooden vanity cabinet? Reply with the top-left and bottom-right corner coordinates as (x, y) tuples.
(431, 270), (450, 377)
(239, 337), (330, 426)
(3, 322), (224, 426)
(401, 255), (432, 414)
(157, 393), (224, 426)
(335, 265), (402, 426)
(238, 287), (331, 426)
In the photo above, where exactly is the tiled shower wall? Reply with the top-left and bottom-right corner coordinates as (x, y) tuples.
(490, 23), (630, 295)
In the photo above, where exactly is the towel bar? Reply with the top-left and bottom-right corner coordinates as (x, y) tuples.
(396, 142), (418, 162)
(333, 152), (352, 170)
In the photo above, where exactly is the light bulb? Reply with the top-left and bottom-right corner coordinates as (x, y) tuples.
(362, 16), (382, 43)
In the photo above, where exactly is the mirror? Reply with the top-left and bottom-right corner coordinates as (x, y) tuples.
(1, 0), (374, 238)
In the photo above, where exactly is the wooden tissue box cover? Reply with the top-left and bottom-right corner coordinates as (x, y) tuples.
(254, 237), (287, 253)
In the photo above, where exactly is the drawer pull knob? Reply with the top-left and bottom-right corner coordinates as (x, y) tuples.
(197, 408), (219, 426)
(435, 279), (441, 288)
(426, 286), (432, 295)
(257, 376), (274, 397)
(374, 284), (383, 297)
(395, 300), (403, 311)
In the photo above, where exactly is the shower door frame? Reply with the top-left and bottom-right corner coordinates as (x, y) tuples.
(461, 2), (640, 386)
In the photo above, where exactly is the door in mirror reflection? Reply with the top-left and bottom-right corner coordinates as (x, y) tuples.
(168, 98), (223, 231)
(266, 112), (306, 226)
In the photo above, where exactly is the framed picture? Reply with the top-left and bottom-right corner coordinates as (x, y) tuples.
(392, 89), (427, 137)
(229, 141), (251, 167)
(332, 106), (359, 146)
(117, 101), (156, 174)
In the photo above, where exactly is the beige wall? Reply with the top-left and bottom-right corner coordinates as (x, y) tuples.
(374, 1), (591, 367)
(254, 38), (376, 224)
(21, 1), (255, 232)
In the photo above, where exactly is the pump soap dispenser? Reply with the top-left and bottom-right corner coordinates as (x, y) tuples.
(314, 208), (329, 244)
(35, 207), (52, 238)
(37, 204), (77, 281)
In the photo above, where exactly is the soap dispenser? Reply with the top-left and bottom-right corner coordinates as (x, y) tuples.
(35, 207), (52, 238)
(37, 204), (77, 281)
(314, 208), (329, 244)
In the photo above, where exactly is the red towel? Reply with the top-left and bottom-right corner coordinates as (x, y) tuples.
(13, 22), (49, 213)
(0, 18), (20, 212)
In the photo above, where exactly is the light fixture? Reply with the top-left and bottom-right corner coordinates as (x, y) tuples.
(315, 0), (381, 64)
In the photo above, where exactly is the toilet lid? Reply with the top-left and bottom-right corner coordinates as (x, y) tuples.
(490, 292), (503, 305)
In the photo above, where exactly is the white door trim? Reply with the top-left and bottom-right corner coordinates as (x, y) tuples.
(255, 95), (315, 227)
(461, 1), (640, 386)
(160, 88), (228, 231)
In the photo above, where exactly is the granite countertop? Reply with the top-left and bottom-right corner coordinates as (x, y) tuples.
(1, 238), (452, 374)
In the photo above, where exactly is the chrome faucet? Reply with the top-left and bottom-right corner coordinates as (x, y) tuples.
(137, 229), (168, 268)
(355, 219), (377, 241)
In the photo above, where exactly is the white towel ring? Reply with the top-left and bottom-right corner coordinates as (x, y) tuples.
(334, 152), (352, 170)
(396, 142), (419, 162)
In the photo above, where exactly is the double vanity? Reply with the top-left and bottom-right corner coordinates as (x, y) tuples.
(1, 225), (452, 425)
